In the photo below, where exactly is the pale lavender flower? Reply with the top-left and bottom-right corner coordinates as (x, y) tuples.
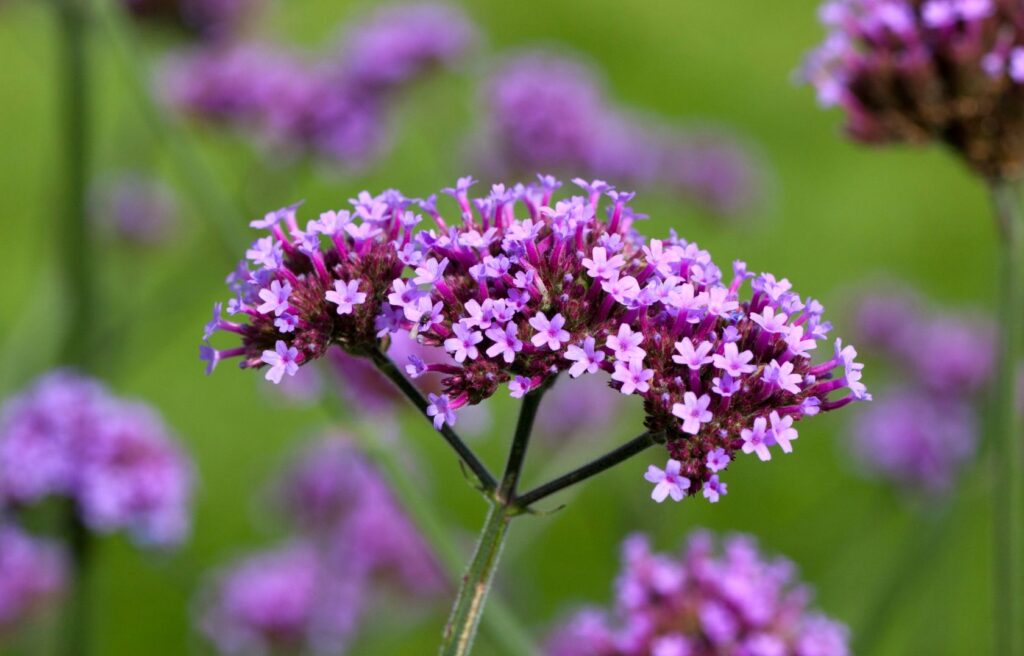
(545, 532), (850, 656)
(0, 524), (66, 633)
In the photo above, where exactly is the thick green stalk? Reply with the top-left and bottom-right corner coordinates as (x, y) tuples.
(440, 503), (515, 656)
(990, 179), (1023, 656)
(332, 414), (536, 656)
(53, 0), (95, 653)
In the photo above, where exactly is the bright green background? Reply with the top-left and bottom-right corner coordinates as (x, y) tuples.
(0, 0), (1000, 654)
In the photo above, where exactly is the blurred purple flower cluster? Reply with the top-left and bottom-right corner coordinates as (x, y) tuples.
(476, 53), (762, 215)
(0, 371), (194, 548)
(162, 3), (476, 168)
(90, 172), (179, 246)
(545, 532), (849, 656)
(801, 0), (1024, 179)
(199, 435), (444, 654)
(847, 288), (994, 493)
(0, 523), (66, 634)
(201, 177), (867, 502)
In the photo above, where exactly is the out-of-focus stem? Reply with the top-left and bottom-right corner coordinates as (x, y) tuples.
(989, 179), (1023, 656)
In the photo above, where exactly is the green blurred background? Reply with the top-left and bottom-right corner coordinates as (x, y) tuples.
(0, 0), (1000, 653)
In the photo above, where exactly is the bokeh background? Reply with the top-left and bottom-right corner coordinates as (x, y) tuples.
(0, 0), (1000, 654)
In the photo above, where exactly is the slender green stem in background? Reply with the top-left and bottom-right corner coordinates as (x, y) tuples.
(63, 507), (93, 656)
(52, 0), (95, 652)
(515, 431), (659, 509)
(55, 0), (93, 370)
(440, 503), (515, 656)
(368, 347), (498, 492)
(497, 388), (545, 503)
(94, 0), (246, 257)
(989, 179), (1023, 656)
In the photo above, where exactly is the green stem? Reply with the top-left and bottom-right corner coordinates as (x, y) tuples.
(55, 0), (92, 370)
(94, 0), (245, 257)
(440, 503), (515, 656)
(324, 411), (537, 656)
(990, 179), (1023, 656)
(497, 387), (545, 503)
(63, 506), (93, 656)
(515, 431), (658, 509)
(368, 347), (498, 492)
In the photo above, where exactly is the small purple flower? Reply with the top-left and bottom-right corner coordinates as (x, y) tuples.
(583, 247), (625, 280)
(768, 411), (798, 454)
(712, 343), (756, 377)
(643, 459), (690, 503)
(673, 337), (713, 369)
(763, 360), (802, 395)
(261, 341), (301, 384)
(325, 280), (367, 315)
(485, 324), (524, 364)
(611, 360), (654, 396)
(530, 312), (571, 351)
(257, 280), (292, 317)
(706, 448), (730, 473)
(701, 475), (728, 503)
(607, 324), (646, 363)
(509, 376), (535, 399)
(672, 392), (713, 435)
(741, 417), (772, 462)
(444, 322), (483, 363)
(426, 393), (456, 429)
(565, 337), (607, 378)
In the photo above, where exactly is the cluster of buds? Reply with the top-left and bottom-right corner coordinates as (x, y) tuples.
(202, 177), (868, 502)
(545, 532), (849, 656)
(801, 0), (1024, 179)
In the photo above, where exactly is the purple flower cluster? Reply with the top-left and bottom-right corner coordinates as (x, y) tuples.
(0, 523), (66, 634)
(545, 532), (850, 656)
(200, 542), (361, 655)
(848, 289), (993, 493)
(123, 0), (257, 41)
(163, 3), (476, 168)
(0, 372), (193, 548)
(200, 435), (443, 654)
(801, 0), (1024, 179)
(477, 53), (761, 215)
(201, 177), (867, 502)
(90, 172), (179, 246)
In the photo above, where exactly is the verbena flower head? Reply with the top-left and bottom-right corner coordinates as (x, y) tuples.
(202, 177), (867, 501)
(0, 371), (194, 548)
(199, 542), (361, 655)
(276, 436), (445, 596)
(163, 3), (476, 168)
(545, 531), (850, 656)
(0, 524), (66, 634)
(480, 53), (761, 214)
(846, 289), (991, 493)
(801, 0), (1024, 179)
(850, 386), (976, 493)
